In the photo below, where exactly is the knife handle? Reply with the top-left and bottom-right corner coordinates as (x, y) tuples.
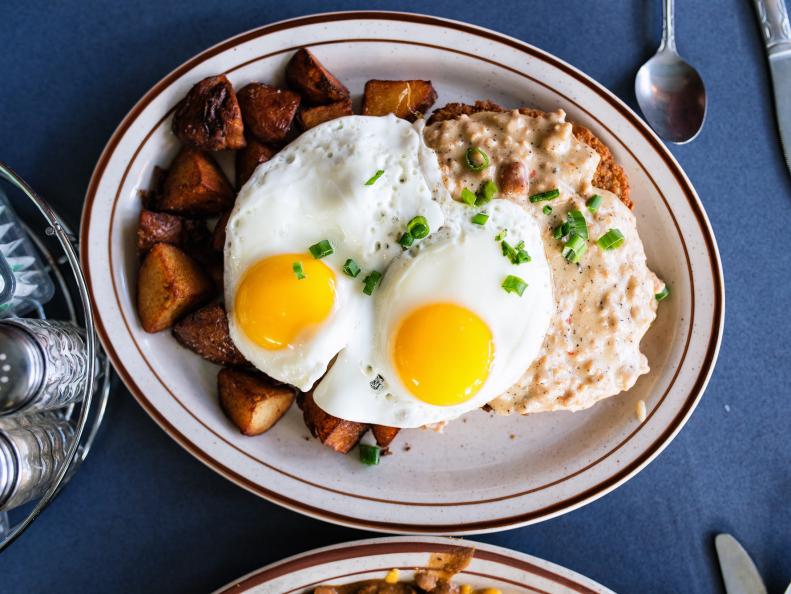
(754, 0), (791, 54)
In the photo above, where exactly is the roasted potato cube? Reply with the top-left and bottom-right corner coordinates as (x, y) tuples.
(211, 210), (231, 252)
(298, 98), (353, 130)
(172, 303), (247, 366)
(285, 48), (350, 105)
(300, 390), (368, 454)
(172, 74), (246, 151)
(371, 425), (400, 448)
(137, 209), (183, 253)
(218, 368), (294, 436)
(362, 80), (437, 122)
(235, 137), (276, 189)
(237, 83), (300, 144)
(137, 243), (213, 333)
(156, 147), (234, 216)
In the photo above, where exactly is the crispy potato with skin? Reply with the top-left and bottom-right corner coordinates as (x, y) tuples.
(297, 98), (353, 130)
(285, 48), (350, 105)
(371, 425), (400, 448)
(137, 243), (214, 333)
(235, 137), (276, 189)
(137, 209), (183, 253)
(218, 368), (294, 436)
(156, 147), (235, 216)
(172, 303), (248, 366)
(300, 390), (368, 454)
(172, 75), (246, 151)
(237, 83), (301, 144)
(362, 80), (438, 122)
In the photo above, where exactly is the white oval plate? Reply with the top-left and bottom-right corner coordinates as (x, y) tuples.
(80, 11), (724, 534)
(211, 537), (615, 594)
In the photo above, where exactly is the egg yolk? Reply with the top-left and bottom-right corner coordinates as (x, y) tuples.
(234, 253), (336, 350)
(392, 302), (494, 406)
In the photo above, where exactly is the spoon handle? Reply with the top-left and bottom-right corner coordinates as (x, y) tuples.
(753, 0), (791, 54)
(660, 0), (676, 52)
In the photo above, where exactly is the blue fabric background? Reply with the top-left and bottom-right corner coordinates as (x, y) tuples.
(1, 1), (789, 593)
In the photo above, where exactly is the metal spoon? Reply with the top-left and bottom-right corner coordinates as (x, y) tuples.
(635, 0), (707, 143)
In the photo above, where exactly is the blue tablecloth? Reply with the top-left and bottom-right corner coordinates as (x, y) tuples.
(2, 1), (789, 592)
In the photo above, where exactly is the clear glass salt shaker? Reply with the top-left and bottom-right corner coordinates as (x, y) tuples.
(0, 413), (75, 512)
(0, 318), (90, 415)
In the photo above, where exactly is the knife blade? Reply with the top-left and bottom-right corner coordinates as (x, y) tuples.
(754, 0), (791, 177)
(715, 533), (767, 594)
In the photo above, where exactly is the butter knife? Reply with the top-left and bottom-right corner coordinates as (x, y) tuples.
(715, 533), (767, 594)
(754, 0), (791, 177)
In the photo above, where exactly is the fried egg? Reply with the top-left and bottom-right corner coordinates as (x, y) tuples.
(313, 199), (554, 427)
(224, 115), (444, 390)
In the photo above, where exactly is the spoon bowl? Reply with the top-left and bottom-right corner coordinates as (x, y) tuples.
(635, 0), (706, 144)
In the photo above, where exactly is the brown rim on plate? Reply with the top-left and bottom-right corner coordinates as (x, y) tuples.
(80, 11), (724, 532)
(214, 541), (600, 594)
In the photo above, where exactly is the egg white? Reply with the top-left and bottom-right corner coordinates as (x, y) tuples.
(225, 115), (445, 390)
(313, 198), (555, 427)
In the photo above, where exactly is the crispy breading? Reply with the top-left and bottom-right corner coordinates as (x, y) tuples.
(428, 101), (632, 207)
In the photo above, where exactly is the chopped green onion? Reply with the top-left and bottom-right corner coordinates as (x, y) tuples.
(586, 194), (603, 213)
(553, 222), (570, 240)
(292, 261), (306, 280)
(566, 210), (588, 239)
(406, 215), (429, 239)
(494, 229), (507, 241)
(464, 146), (490, 172)
(471, 212), (489, 225)
(562, 234), (587, 263)
(365, 169), (385, 185)
(461, 187), (477, 206)
(362, 271), (383, 295)
(359, 444), (381, 465)
(596, 228), (625, 250)
(342, 258), (361, 278)
(501, 239), (531, 265)
(502, 275), (528, 296)
(529, 188), (560, 203)
(309, 239), (334, 259)
(655, 285), (670, 302)
(542, 205), (552, 215)
(476, 179), (498, 206)
(398, 232), (414, 248)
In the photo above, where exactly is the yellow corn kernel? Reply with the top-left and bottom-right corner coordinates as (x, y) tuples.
(384, 569), (399, 584)
(460, 586), (474, 594)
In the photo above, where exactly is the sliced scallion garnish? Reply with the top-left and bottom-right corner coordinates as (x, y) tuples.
(359, 443), (381, 465)
(292, 261), (306, 280)
(529, 188), (560, 203)
(586, 194), (603, 214)
(655, 285), (670, 302)
(342, 258), (361, 278)
(471, 212), (489, 225)
(494, 229), (507, 241)
(406, 215), (429, 239)
(461, 188), (477, 206)
(365, 169), (385, 185)
(596, 228), (625, 250)
(562, 234), (587, 263)
(398, 232), (414, 248)
(543, 205), (552, 215)
(501, 239), (531, 265)
(566, 210), (588, 240)
(362, 271), (383, 295)
(476, 179), (498, 206)
(464, 146), (490, 172)
(502, 275), (528, 296)
(309, 239), (334, 259)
